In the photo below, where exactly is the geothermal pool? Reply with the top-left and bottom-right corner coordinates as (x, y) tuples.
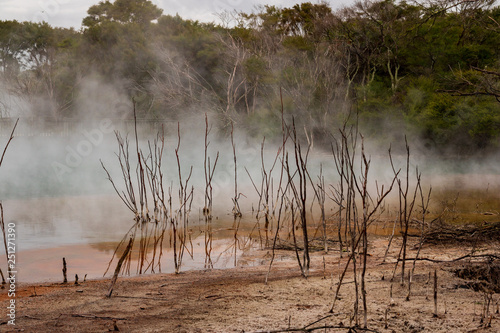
(0, 126), (272, 283)
(0, 194), (269, 283)
(1, 121), (500, 283)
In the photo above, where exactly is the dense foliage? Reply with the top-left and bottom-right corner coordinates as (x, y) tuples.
(0, 0), (499, 152)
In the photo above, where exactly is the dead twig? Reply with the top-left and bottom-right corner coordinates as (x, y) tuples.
(247, 325), (379, 332)
(112, 295), (170, 301)
(62, 258), (68, 284)
(0, 118), (18, 167)
(23, 315), (41, 320)
(433, 269), (438, 317)
(107, 237), (134, 298)
(0, 118), (18, 285)
(397, 253), (500, 263)
(69, 314), (127, 321)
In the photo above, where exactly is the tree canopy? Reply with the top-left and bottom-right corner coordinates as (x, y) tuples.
(1, 0), (500, 153)
(83, 0), (163, 27)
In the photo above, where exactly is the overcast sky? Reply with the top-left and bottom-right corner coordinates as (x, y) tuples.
(0, 0), (355, 29)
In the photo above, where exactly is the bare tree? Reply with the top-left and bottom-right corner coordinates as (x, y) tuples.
(101, 105), (195, 296)
(389, 139), (420, 285)
(284, 118), (311, 278)
(203, 114), (219, 268)
(329, 125), (397, 329)
(0, 118), (18, 285)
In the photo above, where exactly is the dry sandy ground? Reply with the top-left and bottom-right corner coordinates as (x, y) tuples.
(1, 237), (499, 333)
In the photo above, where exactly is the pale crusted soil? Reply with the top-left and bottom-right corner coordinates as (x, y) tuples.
(1, 238), (500, 333)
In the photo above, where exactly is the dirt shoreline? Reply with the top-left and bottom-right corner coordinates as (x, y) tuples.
(1, 237), (499, 333)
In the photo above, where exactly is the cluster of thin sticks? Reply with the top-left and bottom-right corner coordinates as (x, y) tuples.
(104, 103), (255, 295)
(100, 100), (461, 329)
(246, 106), (435, 328)
(102, 106), (194, 297)
(241, 103), (398, 330)
(203, 114), (218, 269)
(1, 109), (496, 331)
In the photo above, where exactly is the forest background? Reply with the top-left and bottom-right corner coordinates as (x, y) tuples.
(1, 0), (500, 154)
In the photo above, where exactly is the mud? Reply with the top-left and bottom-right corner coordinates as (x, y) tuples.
(1, 237), (499, 332)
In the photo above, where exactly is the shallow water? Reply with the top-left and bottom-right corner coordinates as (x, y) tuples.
(0, 195), (266, 283)
(1, 127), (499, 283)
(3, 236), (262, 283)
(3, 197), (500, 283)
(1, 179), (499, 283)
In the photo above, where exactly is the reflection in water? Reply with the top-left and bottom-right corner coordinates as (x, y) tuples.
(0, 225), (262, 283)
(1, 195), (133, 251)
(1, 176), (499, 283)
(0, 193), (264, 282)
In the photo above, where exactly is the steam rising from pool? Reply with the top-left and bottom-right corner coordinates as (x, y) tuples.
(0, 77), (499, 282)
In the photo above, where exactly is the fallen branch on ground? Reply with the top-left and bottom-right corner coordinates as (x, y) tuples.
(69, 314), (127, 321)
(248, 315), (378, 333)
(397, 253), (500, 263)
(247, 325), (379, 333)
(23, 315), (41, 320)
(424, 222), (500, 244)
(112, 295), (171, 301)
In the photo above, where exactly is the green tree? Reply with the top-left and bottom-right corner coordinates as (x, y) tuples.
(0, 21), (80, 117)
(0, 20), (24, 76)
(83, 0), (162, 28)
(81, 0), (163, 112)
